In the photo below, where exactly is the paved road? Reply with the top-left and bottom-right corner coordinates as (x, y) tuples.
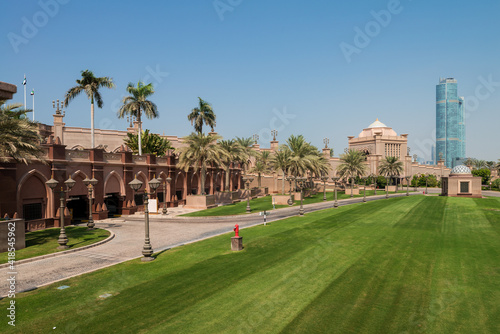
(1, 192), (420, 296)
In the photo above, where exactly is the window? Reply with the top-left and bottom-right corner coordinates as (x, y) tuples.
(23, 203), (42, 221)
(460, 181), (469, 193)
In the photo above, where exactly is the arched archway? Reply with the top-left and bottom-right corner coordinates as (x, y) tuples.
(175, 171), (186, 201)
(16, 170), (51, 220)
(190, 172), (199, 195)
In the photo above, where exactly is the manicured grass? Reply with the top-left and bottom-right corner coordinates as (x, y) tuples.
(182, 189), (414, 217)
(1, 196), (499, 333)
(0, 227), (110, 264)
(181, 196), (288, 216)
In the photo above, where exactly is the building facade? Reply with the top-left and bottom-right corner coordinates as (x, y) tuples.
(436, 78), (466, 168)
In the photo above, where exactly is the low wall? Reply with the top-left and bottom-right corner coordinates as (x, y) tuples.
(215, 191), (239, 204)
(0, 219), (25, 252)
(272, 194), (294, 205)
(25, 218), (55, 232)
(185, 195), (217, 209)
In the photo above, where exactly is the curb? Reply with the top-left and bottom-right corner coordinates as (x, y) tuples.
(0, 229), (115, 269)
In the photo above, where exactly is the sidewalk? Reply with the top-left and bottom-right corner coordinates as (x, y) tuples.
(0, 192), (416, 296)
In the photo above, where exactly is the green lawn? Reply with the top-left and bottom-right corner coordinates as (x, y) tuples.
(182, 189), (414, 217)
(1, 196), (498, 333)
(0, 227), (110, 264)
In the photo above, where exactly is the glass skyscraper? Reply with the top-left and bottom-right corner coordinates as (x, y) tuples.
(436, 78), (465, 168)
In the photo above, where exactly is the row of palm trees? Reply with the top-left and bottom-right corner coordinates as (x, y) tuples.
(336, 150), (404, 194)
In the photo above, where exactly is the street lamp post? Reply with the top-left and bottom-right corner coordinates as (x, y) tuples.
(321, 175), (328, 201)
(331, 177), (339, 208)
(46, 176), (76, 249)
(406, 176), (410, 196)
(162, 177), (172, 215)
(363, 177), (367, 202)
(385, 176), (389, 199)
(128, 175), (161, 262)
(242, 176), (254, 213)
(286, 176), (295, 206)
(82, 176), (98, 229)
(425, 174), (429, 194)
(297, 177), (306, 216)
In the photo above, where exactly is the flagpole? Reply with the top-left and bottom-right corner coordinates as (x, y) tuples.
(23, 74), (26, 109)
(32, 90), (35, 121)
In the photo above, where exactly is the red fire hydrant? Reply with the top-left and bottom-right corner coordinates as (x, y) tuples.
(233, 224), (239, 237)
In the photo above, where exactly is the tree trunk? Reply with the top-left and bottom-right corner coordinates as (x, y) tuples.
(281, 170), (285, 194)
(351, 176), (354, 197)
(90, 98), (95, 149)
(201, 164), (206, 195)
(137, 110), (142, 156)
(225, 165), (230, 191)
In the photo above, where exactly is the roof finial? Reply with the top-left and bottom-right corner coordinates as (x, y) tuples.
(376, 118), (379, 121)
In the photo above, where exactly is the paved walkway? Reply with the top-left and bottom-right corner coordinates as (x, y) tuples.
(0, 191), (432, 296)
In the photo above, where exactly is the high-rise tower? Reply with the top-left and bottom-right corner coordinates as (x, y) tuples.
(436, 78), (465, 168)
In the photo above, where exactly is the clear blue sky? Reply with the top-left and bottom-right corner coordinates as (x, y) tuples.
(2, 0), (499, 161)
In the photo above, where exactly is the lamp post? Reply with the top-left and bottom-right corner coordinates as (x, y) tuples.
(331, 177), (339, 208)
(363, 177), (367, 202)
(46, 176), (76, 249)
(128, 175), (161, 262)
(406, 176), (410, 196)
(425, 174), (429, 194)
(242, 176), (254, 213)
(162, 177), (172, 215)
(286, 176), (295, 205)
(297, 177), (306, 216)
(321, 175), (329, 201)
(82, 176), (98, 229)
(385, 176), (389, 199)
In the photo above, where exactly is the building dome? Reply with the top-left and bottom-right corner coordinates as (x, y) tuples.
(358, 119), (397, 138)
(450, 165), (472, 174)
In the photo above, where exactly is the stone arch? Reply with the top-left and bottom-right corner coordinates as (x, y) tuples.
(112, 146), (122, 153)
(16, 169), (52, 219)
(175, 171), (186, 201)
(191, 172), (199, 195)
(104, 171), (126, 196)
(71, 145), (85, 150)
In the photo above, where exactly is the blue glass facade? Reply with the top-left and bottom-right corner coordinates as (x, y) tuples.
(436, 78), (466, 168)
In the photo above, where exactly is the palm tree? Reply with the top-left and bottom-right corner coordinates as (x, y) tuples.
(123, 129), (172, 156)
(286, 135), (322, 177)
(0, 100), (45, 164)
(118, 81), (158, 156)
(219, 139), (244, 191)
(337, 149), (367, 197)
(378, 156), (404, 186)
(271, 146), (291, 194)
(235, 136), (257, 173)
(64, 70), (115, 149)
(178, 133), (228, 195)
(188, 97), (216, 134)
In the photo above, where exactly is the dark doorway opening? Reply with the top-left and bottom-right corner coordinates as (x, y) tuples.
(105, 193), (120, 217)
(66, 195), (87, 223)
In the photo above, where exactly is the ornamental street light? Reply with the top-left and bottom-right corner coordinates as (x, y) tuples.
(321, 175), (329, 201)
(425, 173), (429, 194)
(46, 176), (76, 249)
(286, 176), (295, 206)
(128, 175), (161, 262)
(162, 177), (172, 215)
(82, 176), (98, 229)
(331, 177), (339, 208)
(406, 176), (410, 196)
(385, 176), (389, 199)
(363, 177), (367, 203)
(297, 177), (307, 216)
(242, 176), (254, 213)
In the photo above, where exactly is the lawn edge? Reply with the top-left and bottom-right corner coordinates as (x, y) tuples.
(0, 228), (115, 269)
